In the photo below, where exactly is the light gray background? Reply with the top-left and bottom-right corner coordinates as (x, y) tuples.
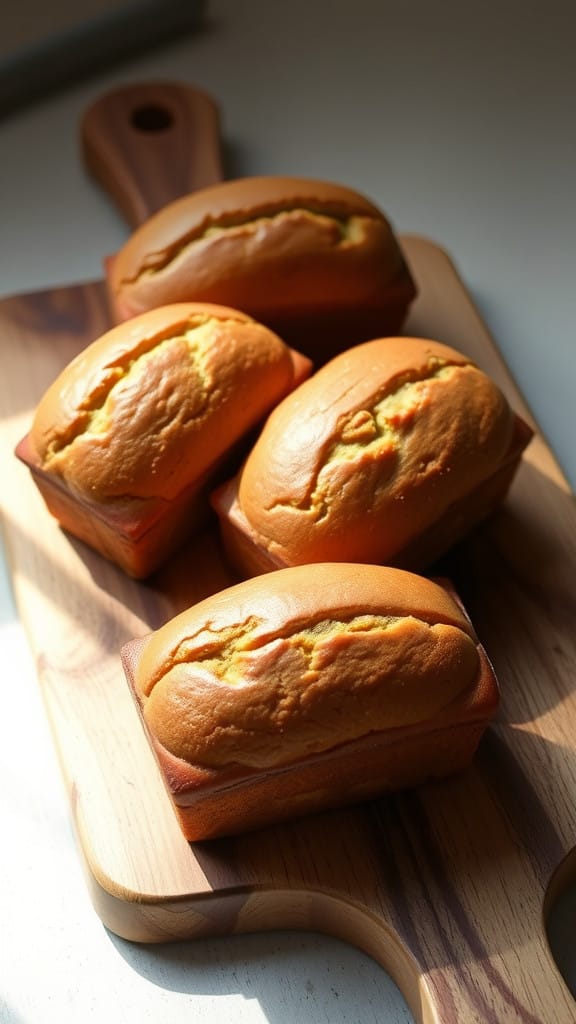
(1, 2), (575, 1022)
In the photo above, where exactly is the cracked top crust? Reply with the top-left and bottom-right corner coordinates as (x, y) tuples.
(29, 302), (296, 504)
(107, 176), (416, 331)
(133, 563), (482, 769)
(235, 336), (515, 565)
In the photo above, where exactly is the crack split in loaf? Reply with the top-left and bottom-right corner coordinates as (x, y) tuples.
(106, 176), (417, 360)
(212, 336), (533, 576)
(124, 563), (500, 839)
(18, 302), (310, 578)
(135, 565), (481, 769)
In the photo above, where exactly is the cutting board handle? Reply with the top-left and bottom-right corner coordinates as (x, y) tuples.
(80, 80), (224, 229)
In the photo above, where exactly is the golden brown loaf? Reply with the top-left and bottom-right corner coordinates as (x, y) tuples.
(29, 302), (299, 504)
(226, 336), (522, 569)
(133, 563), (484, 771)
(20, 301), (310, 578)
(124, 563), (500, 838)
(106, 176), (416, 358)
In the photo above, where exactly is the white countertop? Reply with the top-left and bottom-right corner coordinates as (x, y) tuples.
(1, 1), (575, 1021)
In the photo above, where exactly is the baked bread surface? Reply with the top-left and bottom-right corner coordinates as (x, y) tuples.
(29, 302), (296, 504)
(107, 176), (416, 339)
(133, 563), (481, 771)
(234, 336), (516, 566)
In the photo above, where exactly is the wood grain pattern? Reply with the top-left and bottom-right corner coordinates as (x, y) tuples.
(1, 82), (575, 1023)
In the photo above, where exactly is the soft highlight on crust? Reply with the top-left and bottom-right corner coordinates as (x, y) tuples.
(107, 176), (416, 340)
(29, 302), (296, 504)
(235, 336), (516, 565)
(111, 176), (393, 287)
(133, 563), (481, 770)
(119, 208), (384, 284)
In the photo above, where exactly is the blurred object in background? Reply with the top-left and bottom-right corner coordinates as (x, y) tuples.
(0, 0), (208, 117)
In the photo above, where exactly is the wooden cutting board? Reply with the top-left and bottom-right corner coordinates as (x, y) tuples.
(1, 82), (575, 1024)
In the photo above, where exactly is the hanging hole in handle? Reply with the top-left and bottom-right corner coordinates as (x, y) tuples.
(131, 104), (173, 133)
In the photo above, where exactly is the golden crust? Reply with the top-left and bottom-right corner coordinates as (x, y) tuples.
(107, 176), (416, 347)
(133, 563), (480, 770)
(234, 336), (516, 565)
(29, 302), (296, 504)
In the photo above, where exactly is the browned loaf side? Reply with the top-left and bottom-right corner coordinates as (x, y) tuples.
(212, 336), (533, 577)
(106, 176), (417, 360)
(123, 563), (500, 840)
(18, 302), (311, 577)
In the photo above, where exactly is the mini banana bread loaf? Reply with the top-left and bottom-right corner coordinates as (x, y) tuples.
(17, 302), (311, 578)
(106, 175), (416, 362)
(212, 336), (533, 577)
(122, 562), (499, 840)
